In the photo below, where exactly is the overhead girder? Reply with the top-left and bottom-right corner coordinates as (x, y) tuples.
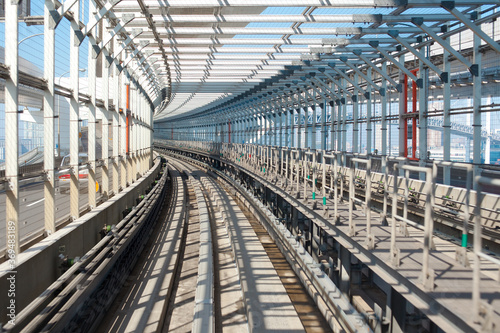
(387, 30), (448, 82)
(138, 38), (416, 47)
(139, 26), (439, 37)
(328, 63), (368, 98)
(410, 18), (479, 76)
(441, 1), (500, 54)
(114, 0), (497, 9)
(107, 0), (500, 118)
(150, 47), (313, 54)
(127, 13), (457, 25)
(337, 58), (385, 95)
(369, 41), (421, 86)
(156, 4), (499, 122)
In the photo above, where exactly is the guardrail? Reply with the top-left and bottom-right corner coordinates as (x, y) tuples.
(158, 141), (500, 330)
(2, 157), (168, 332)
(0, 156), (163, 325)
(163, 149), (371, 333)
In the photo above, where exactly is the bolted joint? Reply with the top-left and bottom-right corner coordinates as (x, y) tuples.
(411, 17), (424, 26)
(440, 1), (455, 10)
(440, 72), (449, 83)
(387, 30), (399, 38)
(469, 64), (479, 77)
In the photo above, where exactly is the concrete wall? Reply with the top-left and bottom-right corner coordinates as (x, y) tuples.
(0, 157), (162, 324)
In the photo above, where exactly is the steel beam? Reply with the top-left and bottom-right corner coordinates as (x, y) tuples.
(442, 2), (500, 53)
(69, 2), (81, 219)
(472, 10), (482, 187)
(88, 0), (98, 209)
(413, 19), (478, 76)
(5, 0), (19, 256)
(44, 0), (57, 235)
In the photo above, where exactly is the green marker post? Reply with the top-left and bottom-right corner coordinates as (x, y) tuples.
(462, 233), (468, 247)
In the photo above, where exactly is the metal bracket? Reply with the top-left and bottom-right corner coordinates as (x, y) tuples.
(455, 246), (470, 267)
(365, 234), (375, 250)
(421, 267), (435, 291)
(476, 301), (496, 332)
(348, 224), (356, 237)
(399, 221), (410, 237)
(43, 171), (52, 182)
(391, 245), (400, 267)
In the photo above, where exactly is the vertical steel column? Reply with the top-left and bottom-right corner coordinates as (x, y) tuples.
(365, 157), (373, 249)
(266, 112), (270, 146)
(366, 69), (373, 154)
(141, 97), (145, 173)
(69, 3), (80, 218)
(140, 93), (145, 172)
(330, 101), (335, 151)
(472, 11), (482, 187)
(297, 107), (302, 149)
(138, 95), (143, 174)
(120, 76), (128, 189)
(391, 164), (400, 267)
(472, 180), (483, 321)
(44, 0), (57, 234)
(130, 87), (138, 183)
(87, 4), (97, 209)
(145, 102), (154, 169)
(341, 80), (347, 152)
(381, 63), (388, 160)
(131, 88), (137, 181)
(112, 53), (120, 195)
(418, 45), (428, 180)
(258, 113), (262, 145)
(149, 101), (153, 167)
(398, 54), (406, 157)
(320, 102), (326, 151)
(274, 111), (278, 147)
(101, 42), (110, 199)
(289, 108), (295, 148)
(337, 85), (343, 152)
(5, 0), (19, 254)
(353, 74), (359, 153)
(304, 105), (309, 149)
(312, 101), (317, 150)
(279, 110), (283, 147)
(443, 28), (451, 185)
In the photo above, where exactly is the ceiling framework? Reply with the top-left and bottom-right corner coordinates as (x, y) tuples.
(111, 0), (500, 120)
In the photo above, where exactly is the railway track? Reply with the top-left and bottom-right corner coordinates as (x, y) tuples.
(3, 157), (170, 333)
(6, 155), (338, 332)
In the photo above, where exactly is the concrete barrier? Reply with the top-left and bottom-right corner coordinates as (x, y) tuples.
(0, 157), (162, 324)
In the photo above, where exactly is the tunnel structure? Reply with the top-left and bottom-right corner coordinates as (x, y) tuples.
(0, 0), (500, 332)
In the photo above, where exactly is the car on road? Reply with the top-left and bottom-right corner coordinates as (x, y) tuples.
(57, 153), (89, 193)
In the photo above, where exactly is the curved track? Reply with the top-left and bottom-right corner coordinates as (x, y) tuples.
(98, 156), (331, 333)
